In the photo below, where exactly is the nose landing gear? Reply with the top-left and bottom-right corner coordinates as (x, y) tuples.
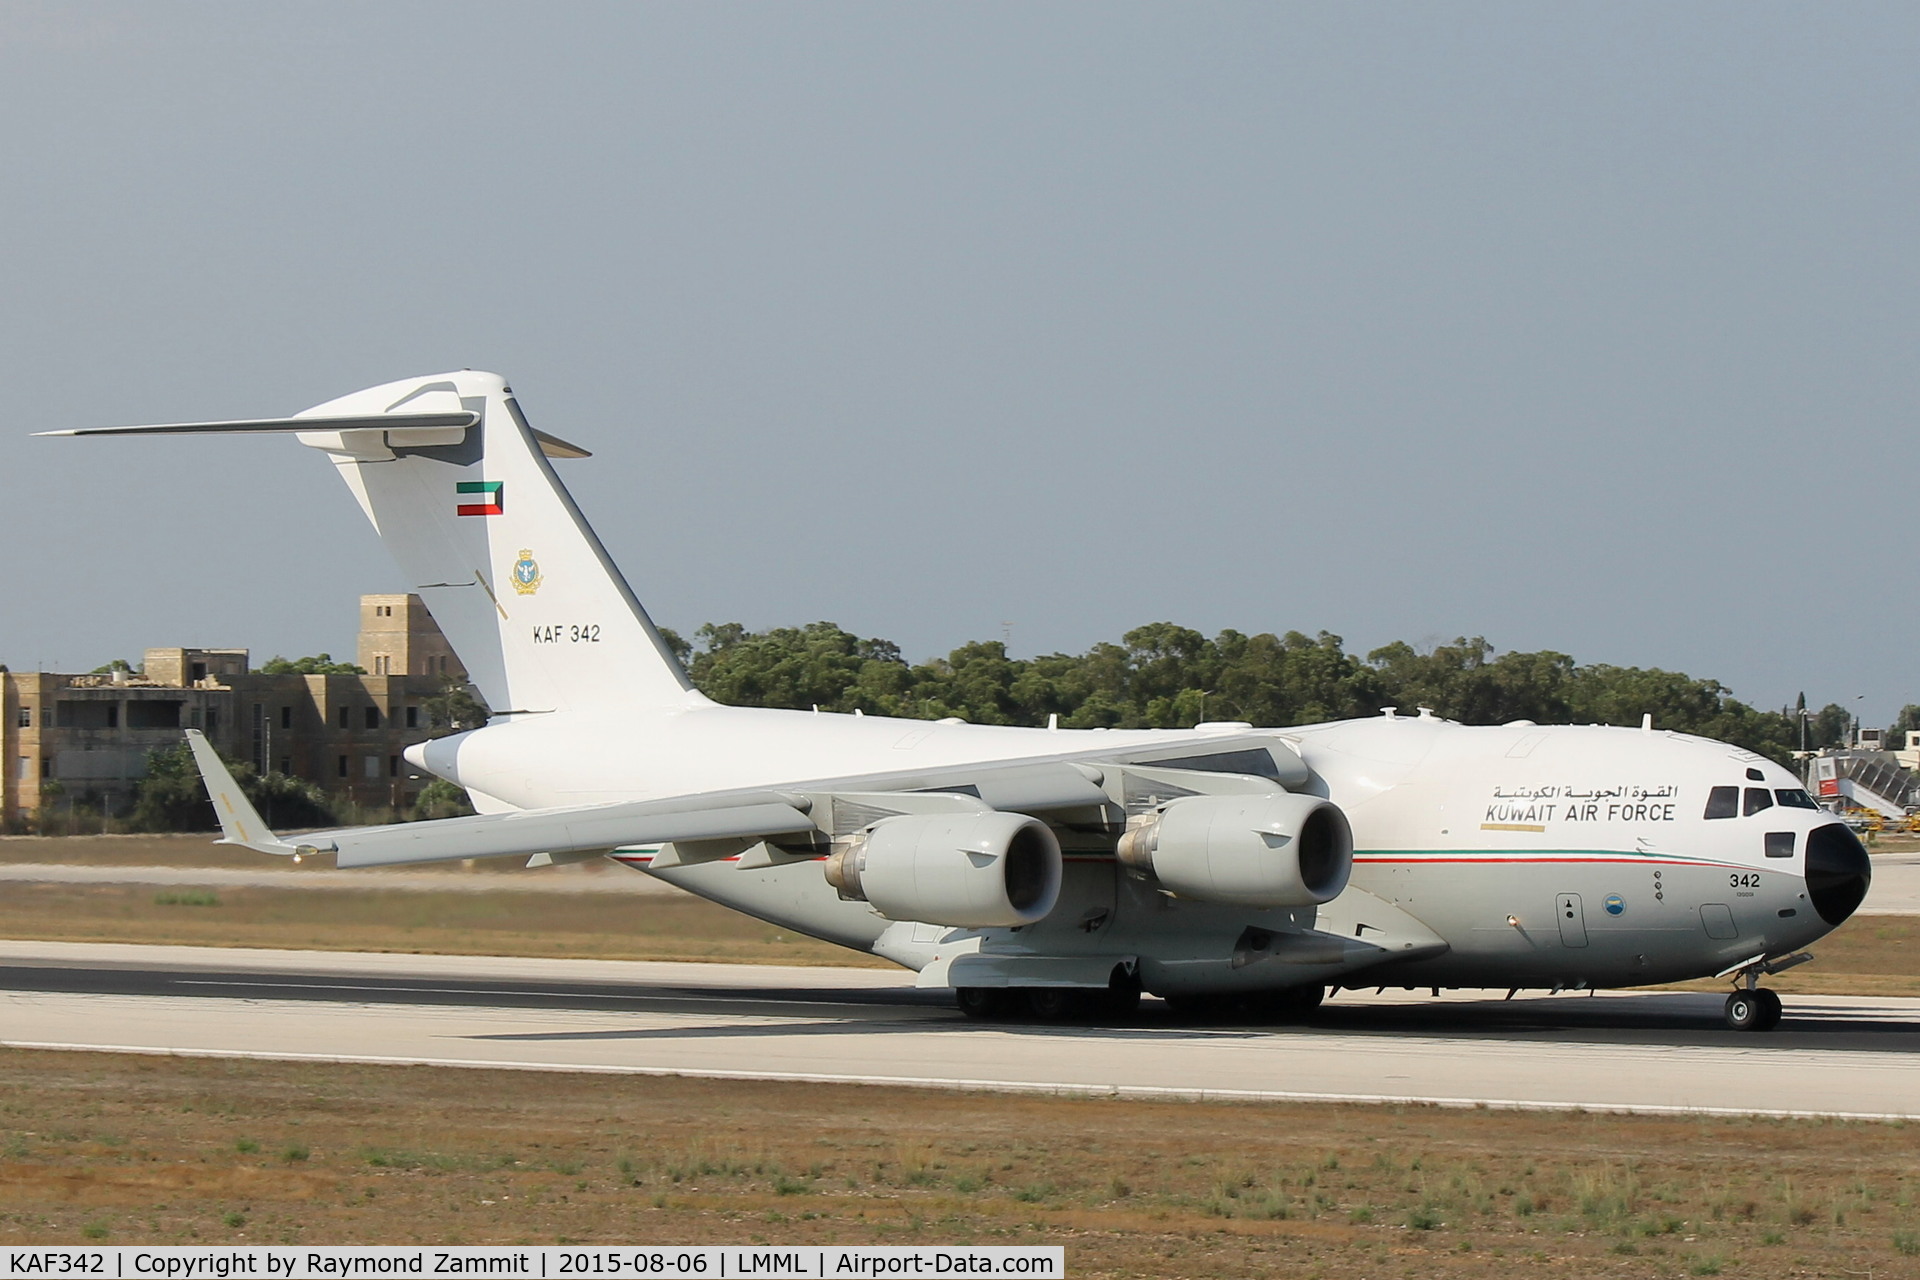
(1718, 952), (1809, 1031)
(1724, 987), (1782, 1031)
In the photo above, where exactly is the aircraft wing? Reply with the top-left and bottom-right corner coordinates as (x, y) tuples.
(328, 796), (814, 868)
(186, 730), (814, 868)
(184, 728), (1311, 869)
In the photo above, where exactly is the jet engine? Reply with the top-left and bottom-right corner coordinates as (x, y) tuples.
(823, 811), (1063, 928)
(1116, 793), (1352, 907)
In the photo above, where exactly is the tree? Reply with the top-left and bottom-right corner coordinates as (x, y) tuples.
(1808, 703), (1852, 750)
(657, 626), (693, 669)
(1883, 705), (1920, 754)
(422, 676), (490, 734)
(90, 658), (136, 675)
(664, 620), (1811, 764)
(410, 777), (476, 821)
(257, 654), (366, 675)
(688, 621), (907, 713)
(129, 743), (334, 832)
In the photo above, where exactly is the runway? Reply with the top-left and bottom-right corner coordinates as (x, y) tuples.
(2, 941), (1915, 1119)
(1863, 849), (1920, 912)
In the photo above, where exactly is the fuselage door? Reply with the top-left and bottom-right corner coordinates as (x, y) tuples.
(1700, 903), (1740, 940)
(1556, 892), (1588, 948)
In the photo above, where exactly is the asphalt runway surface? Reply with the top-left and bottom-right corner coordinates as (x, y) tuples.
(1, 942), (1914, 1119)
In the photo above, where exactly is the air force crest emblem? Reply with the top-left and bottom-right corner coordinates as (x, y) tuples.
(510, 550), (543, 595)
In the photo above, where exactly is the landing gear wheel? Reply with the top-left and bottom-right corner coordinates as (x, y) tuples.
(1163, 994), (1227, 1023)
(1754, 988), (1783, 1031)
(1725, 990), (1774, 1031)
(1266, 983), (1325, 1022)
(1024, 988), (1090, 1022)
(1097, 978), (1142, 1021)
(955, 987), (1016, 1020)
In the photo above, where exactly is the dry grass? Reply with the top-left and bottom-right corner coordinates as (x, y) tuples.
(0, 833), (599, 876)
(0, 834), (881, 965)
(1, 1049), (1917, 1277)
(0, 833), (273, 869)
(1645, 913), (1920, 998)
(0, 881), (880, 966)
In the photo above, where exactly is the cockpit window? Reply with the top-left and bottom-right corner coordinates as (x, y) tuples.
(1704, 786), (1738, 819)
(1746, 768), (1765, 782)
(1744, 787), (1774, 816)
(1775, 788), (1818, 810)
(1765, 832), (1795, 858)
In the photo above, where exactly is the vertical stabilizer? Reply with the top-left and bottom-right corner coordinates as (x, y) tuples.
(291, 372), (703, 716)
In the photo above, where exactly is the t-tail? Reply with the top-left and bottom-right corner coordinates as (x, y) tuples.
(42, 371), (705, 718)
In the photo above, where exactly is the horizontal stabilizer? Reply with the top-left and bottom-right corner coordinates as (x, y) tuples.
(37, 411), (478, 437)
(39, 413), (591, 459)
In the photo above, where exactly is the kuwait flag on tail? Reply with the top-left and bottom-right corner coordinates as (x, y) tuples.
(456, 480), (504, 516)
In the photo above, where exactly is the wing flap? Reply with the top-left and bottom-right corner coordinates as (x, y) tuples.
(329, 797), (816, 868)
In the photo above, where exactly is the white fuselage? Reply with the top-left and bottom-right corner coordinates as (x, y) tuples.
(419, 703), (1203, 808)
(417, 703), (1860, 993)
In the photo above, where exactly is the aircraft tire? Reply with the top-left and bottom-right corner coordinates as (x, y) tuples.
(1265, 983), (1325, 1022)
(1724, 990), (1769, 1031)
(1754, 988), (1783, 1031)
(1024, 987), (1092, 1022)
(1162, 994), (1226, 1023)
(1096, 982), (1142, 1021)
(955, 987), (1017, 1020)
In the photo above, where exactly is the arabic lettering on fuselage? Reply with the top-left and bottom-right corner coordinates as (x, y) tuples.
(1490, 784), (1678, 800)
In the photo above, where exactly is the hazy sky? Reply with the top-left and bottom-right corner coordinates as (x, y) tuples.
(3, 3), (1916, 723)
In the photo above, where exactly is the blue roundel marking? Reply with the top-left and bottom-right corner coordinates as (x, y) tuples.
(1604, 894), (1626, 915)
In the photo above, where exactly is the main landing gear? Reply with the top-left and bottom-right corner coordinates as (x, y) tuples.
(1164, 984), (1325, 1024)
(957, 981), (1325, 1026)
(956, 972), (1143, 1023)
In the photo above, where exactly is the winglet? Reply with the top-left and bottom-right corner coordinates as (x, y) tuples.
(184, 729), (307, 856)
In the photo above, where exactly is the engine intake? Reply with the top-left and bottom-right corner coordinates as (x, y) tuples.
(823, 811), (1063, 928)
(1116, 793), (1352, 907)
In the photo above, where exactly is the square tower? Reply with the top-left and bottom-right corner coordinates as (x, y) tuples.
(357, 595), (463, 680)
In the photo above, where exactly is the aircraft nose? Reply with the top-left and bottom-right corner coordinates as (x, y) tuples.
(1805, 823), (1871, 925)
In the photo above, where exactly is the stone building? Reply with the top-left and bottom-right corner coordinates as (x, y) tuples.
(1, 595), (471, 829)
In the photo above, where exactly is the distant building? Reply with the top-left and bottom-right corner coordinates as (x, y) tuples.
(1, 596), (471, 829)
(357, 593), (462, 679)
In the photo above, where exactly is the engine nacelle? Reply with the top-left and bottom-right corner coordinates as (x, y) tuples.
(823, 811), (1063, 928)
(1116, 792), (1352, 907)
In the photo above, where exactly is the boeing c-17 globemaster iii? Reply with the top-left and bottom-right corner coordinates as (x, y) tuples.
(43, 371), (1872, 1031)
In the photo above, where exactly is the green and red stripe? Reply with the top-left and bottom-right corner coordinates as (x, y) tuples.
(456, 480), (504, 516)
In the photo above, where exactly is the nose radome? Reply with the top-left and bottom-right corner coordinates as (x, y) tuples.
(1805, 823), (1871, 926)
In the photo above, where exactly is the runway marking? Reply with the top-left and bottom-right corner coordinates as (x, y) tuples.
(4, 1037), (1915, 1122)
